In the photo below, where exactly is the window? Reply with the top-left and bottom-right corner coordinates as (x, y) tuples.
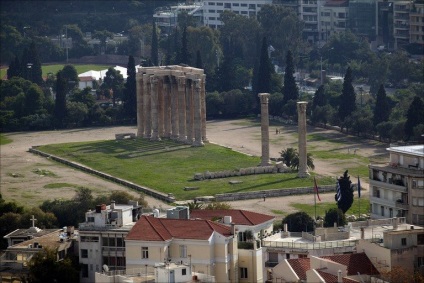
(142, 247), (149, 259)
(180, 245), (187, 258)
(233, 3), (239, 6)
(224, 3), (231, 8)
(418, 257), (424, 268)
(81, 264), (88, 277)
(249, 4), (255, 9)
(87, 216), (95, 222)
(209, 9), (215, 13)
(240, 267), (248, 279)
(208, 2), (215, 5)
(217, 2), (223, 6)
(241, 4), (247, 7)
(182, 268), (187, 276)
(417, 234), (424, 245)
(401, 238), (407, 246)
(381, 206), (384, 216)
(81, 249), (88, 258)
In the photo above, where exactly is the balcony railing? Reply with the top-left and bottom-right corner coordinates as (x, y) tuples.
(262, 239), (357, 250)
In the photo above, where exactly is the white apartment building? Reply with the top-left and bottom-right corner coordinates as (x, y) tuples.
(319, 0), (349, 43)
(369, 145), (424, 225)
(78, 201), (142, 283)
(202, 0), (272, 28)
(393, 0), (413, 49)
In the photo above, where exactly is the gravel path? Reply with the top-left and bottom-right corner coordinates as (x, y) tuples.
(0, 119), (387, 217)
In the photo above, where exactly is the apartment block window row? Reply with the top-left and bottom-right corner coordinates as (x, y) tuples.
(412, 197), (424, 207)
(412, 214), (424, 225)
(80, 236), (99, 242)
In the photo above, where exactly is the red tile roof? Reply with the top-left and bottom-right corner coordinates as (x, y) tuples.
(322, 253), (379, 276)
(287, 253), (379, 281)
(287, 258), (310, 280)
(190, 209), (274, 225)
(317, 270), (360, 283)
(126, 215), (233, 241)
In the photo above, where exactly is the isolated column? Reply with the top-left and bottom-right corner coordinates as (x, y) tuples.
(193, 78), (204, 147)
(259, 93), (271, 166)
(297, 101), (309, 178)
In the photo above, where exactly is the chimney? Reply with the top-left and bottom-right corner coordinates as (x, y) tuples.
(337, 270), (342, 283)
(393, 217), (398, 230)
(111, 200), (115, 209)
(231, 223), (236, 235)
(284, 223), (288, 232)
(360, 227), (364, 239)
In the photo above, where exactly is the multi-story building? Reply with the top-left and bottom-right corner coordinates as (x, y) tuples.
(319, 0), (349, 43)
(78, 201), (142, 283)
(200, 0), (272, 28)
(369, 145), (424, 225)
(409, 2), (424, 46)
(125, 215), (239, 283)
(393, 0), (413, 49)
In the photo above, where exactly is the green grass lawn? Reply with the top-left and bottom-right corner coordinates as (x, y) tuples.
(0, 133), (12, 145)
(37, 139), (336, 200)
(1, 64), (111, 79)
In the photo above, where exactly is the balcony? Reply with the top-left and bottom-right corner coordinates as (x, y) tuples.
(265, 261), (279, 267)
(369, 179), (406, 193)
(395, 200), (409, 210)
(370, 196), (397, 207)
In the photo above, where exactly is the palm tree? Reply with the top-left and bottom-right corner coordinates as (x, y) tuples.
(279, 148), (315, 170)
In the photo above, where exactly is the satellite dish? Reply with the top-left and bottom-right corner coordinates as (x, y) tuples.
(103, 264), (109, 272)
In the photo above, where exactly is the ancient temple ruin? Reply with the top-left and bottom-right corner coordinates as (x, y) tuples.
(136, 65), (207, 146)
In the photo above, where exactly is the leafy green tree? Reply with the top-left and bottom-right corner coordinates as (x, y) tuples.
(93, 29), (114, 55)
(7, 56), (21, 79)
(404, 96), (424, 140)
(338, 67), (356, 124)
(54, 70), (67, 128)
(311, 105), (334, 126)
(151, 21), (159, 66)
(221, 89), (251, 117)
(312, 85), (326, 111)
(186, 26), (220, 73)
(93, 190), (147, 207)
(373, 84), (391, 128)
(24, 85), (45, 116)
(388, 50), (412, 88)
(350, 107), (374, 137)
(282, 212), (314, 232)
(123, 55), (137, 120)
(269, 92), (284, 116)
(205, 91), (223, 118)
(336, 171), (354, 214)
(177, 25), (190, 65)
(282, 50), (299, 104)
(102, 67), (124, 106)
(204, 202), (232, 210)
(0, 25), (24, 64)
(258, 5), (304, 65)
(279, 147), (315, 170)
(323, 208), (346, 227)
(66, 101), (88, 126)
(70, 88), (95, 109)
(27, 247), (79, 283)
(376, 121), (394, 142)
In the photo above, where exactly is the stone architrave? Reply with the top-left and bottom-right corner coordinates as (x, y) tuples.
(193, 78), (204, 147)
(177, 76), (187, 143)
(297, 101), (309, 178)
(143, 74), (151, 138)
(136, 72), (144, 137)
(200, 74), (208, 142)
(150, 77), (160, 141)
(259, 93), (271, 166)
(170, 76), (179, 140)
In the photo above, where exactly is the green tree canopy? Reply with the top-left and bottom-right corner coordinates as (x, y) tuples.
(404, 96), (424, 140)
(373, 84), (391, 128)
(323, 208), (346, 227)
(282, 212), (314, 232)
(338, 67), (356, 124)
(282, 50), (298, 104)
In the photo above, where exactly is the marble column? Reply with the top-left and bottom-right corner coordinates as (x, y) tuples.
(143, 74), (151, 139)
(157, 77), (165, 138)
(150, 76), (160, 141)
(170, 76), (179, 140)
(297, 101), (309, 178)
(193, 78), (204, 147)
(200, 74), (208, 142)
(163, 77), (172, 139)
(136, 72), (144, 137)
(185, 80), (194, 144)
(259, 93), (271, 166)
(177, 77), (187, 143)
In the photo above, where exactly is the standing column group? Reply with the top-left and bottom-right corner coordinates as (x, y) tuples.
(136, 66), (207, 147)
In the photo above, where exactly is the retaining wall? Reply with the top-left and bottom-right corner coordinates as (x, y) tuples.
(29, 147), (175, 203)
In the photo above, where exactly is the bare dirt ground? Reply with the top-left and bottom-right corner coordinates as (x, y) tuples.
(0, 119), (388, 217)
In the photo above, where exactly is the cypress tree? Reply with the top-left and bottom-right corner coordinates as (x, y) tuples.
(123, 55), (137, 121)
(256, 37), (273, 95)
(195, 50), (203, 69)
(282, 50), (299, 104)
(338, 67), (356, 122)
(28, 41), (43, 85)
(312, 85), (326, 111)
(335, 170), (354, 214)
(178, 25), (190, 65)
(373, 84), (390, 128)
(404, 96), (424, 140)
(54, 70), (67, 128)
(151, 21), (159, 66)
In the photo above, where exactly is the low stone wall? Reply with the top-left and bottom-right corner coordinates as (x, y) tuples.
(193, 163), (290, 180)
(214, 185), (335, 202)
(29, 147), (175, 203)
